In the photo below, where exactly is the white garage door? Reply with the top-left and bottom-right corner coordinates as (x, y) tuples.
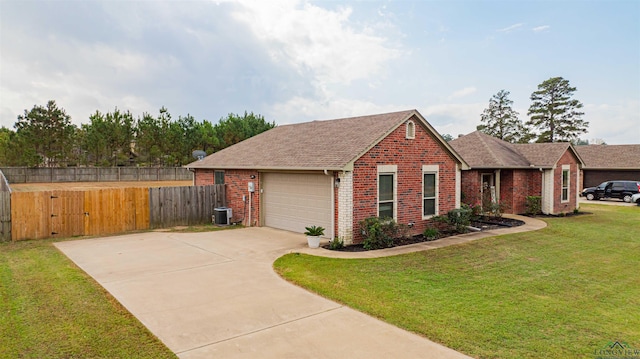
(262, 173), (332, 237)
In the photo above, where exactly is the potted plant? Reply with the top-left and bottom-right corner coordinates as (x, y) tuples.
(304, 225), (325, 248)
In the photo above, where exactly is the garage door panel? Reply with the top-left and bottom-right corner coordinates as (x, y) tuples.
(263, 173), (332, 236)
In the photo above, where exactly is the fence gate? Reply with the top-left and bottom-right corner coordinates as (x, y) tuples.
(50, 191), (85, 238)
(0, 192), (10, 242)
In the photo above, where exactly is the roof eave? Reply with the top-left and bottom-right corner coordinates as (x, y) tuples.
(185, 164), (349, 172)
(467, 165), (553, 170)
(582, 167), (640, 170)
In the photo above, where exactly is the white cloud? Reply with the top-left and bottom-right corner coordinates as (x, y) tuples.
(583, 101), (640, 144)
(422, 102), (485, 137)
(448, 87), (477, 99)
(230, 0), (401, 85)
(269, 89), (406, 124)
(0, 32), (179, 127)
(497, 23), (523, 33)
(532, 25), (550, 33)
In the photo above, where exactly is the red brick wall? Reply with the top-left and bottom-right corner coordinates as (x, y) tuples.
(460, 170), (482, 206)
(552, 150), (580, 214)
(460, 169), (544, 215)
(500, 170), (514, 213)
(527, 170), (542, 196)
(351, 118), (459, 243)
(195, 169), (214, 185)
(194, 169), (260, 226)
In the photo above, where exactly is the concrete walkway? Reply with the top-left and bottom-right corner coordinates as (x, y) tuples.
(54, 214), (545, 359)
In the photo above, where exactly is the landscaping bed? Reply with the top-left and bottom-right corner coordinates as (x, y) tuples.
(325, 216), (524, 252)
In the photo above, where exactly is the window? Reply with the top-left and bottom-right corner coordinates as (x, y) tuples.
(214, 170), (225, 185)
(423, 173), (436, 216)
(378, 173), (394, 218)
(406, 120), (415, 139)
(423, 165), (439, 218)
(561, 165), (569, 202)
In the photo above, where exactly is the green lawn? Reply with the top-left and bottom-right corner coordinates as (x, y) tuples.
(0, 239), (176, 358)
(274, 204), (640, 359)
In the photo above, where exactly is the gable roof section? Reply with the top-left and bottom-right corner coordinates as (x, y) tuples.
(515, 143), (580, 168)
(187, 109), (467, 171)
(449, 131), (529, 168)
(450, 131), (584, 169)
(575, 144), (640, 169)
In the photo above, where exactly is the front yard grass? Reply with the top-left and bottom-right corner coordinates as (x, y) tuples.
(0, 238), (176, 358)
(274, 204), (640, 359)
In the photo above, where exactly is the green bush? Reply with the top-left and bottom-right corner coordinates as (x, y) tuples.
(328, 237), (344, 250)
(485, 201), (507, 218)
(525, 196), (542, 215)
(469, 203), (483, 220)
(447, 207), (472, 233)
(359, 217), (407, 250)
(423, 227), (439, 240)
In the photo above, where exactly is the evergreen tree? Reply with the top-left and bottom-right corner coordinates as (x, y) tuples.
(526, 77), (588, 143)
(14, 100), (77, 166)
(478, 90), (531, 143)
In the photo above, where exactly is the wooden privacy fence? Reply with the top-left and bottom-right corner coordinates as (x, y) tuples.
(149, 185), (225, 229)
(0, 167), (193, 183)
(7, 185), (225, 241)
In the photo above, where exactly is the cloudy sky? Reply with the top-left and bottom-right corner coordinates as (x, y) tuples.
(1, 0), (638, 144)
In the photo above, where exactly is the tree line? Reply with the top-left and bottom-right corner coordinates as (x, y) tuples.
(0, 102), (275, 167)
(476, 76), (591, 144)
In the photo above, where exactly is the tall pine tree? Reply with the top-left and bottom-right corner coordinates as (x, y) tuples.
(14, 100), (76, 167)
(477, 90), (531, 143)
(526, 77), (588, 143)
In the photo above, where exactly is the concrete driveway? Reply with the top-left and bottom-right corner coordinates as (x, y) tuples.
(579, 197), (637, 206)
(55, 227), (471, 359)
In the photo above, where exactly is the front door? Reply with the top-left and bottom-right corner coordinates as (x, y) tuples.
(481, 173), (495, 209)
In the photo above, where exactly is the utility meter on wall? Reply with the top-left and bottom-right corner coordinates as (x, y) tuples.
(248, 182), (255, 192)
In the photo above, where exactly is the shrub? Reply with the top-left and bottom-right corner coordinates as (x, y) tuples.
(525, 196), (542, 215)
(359, 217), (407, 250)
(431, 206), (473, 234)
(328, 237), (344, 250)
(423, 227), (439, 240)
(469, 203), (483, 220)
(485, 201), (507, 218)
(446, 207), (472, 233)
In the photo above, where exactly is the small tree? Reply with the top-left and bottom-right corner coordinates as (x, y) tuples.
(478, 90), (531, 143)
(526, 77), (588, 143)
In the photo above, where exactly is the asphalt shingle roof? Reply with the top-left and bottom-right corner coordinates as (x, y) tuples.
(575, 145), (640, 169)
(450, 131), (583, 169)
(187, 109), (465, 171)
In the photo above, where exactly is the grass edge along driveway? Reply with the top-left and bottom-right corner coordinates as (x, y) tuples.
(274, 204), (640, 359)
(0, 238), (176, 359)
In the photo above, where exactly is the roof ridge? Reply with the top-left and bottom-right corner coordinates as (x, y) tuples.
(476, 131), (511, 167)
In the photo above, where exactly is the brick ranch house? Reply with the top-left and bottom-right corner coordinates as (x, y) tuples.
(186, 109), (468, 244)
(575, 145), (640, 189)
(450, 131), (585, 215)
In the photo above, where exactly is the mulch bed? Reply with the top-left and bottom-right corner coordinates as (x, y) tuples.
(325, 216), (525, 252)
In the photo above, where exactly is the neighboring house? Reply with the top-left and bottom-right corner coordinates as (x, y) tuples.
(575, 145), (640, 189)
(450, 131), (585, 215)
(186, 109), (468, 244)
